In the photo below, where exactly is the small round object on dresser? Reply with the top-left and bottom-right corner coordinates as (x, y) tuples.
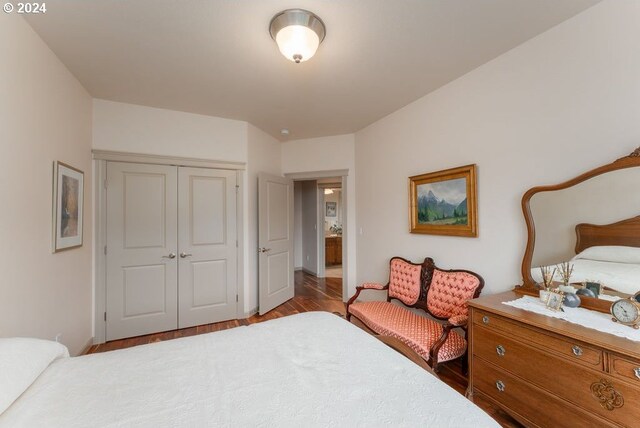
(563, 293), (581, 308)
(610, 298), (640, 329)
(576, 288), (596, 298)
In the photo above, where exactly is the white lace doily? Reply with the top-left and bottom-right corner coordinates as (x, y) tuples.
(502, 296), (640, 342)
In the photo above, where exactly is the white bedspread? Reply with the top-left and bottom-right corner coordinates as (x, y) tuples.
(0, 312), (497, 427)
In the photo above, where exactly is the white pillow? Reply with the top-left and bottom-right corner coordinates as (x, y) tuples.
(0, 337), (69, 414)
(572, 245), (640, 265)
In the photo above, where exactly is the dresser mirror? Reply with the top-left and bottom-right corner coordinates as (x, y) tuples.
(519, 148), (640, 312)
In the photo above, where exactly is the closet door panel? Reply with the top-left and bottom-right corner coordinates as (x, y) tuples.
(105, 162), (178, 341)
(178, 167), (237, 328)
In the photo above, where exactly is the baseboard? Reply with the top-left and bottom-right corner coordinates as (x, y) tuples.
(301, 268), (317, 276)
(243, 307), (258, 318)
(80, 337), (95, 356)
(295, 266), (303, 271)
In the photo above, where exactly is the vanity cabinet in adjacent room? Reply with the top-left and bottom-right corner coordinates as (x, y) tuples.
(325, 236), (342, 265)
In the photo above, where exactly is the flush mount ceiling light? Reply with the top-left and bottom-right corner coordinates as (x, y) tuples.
(269, 9), (326, 63)
(324, 189), (334, 195)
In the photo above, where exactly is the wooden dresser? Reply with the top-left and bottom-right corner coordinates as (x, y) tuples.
(468, 291), (640, 428)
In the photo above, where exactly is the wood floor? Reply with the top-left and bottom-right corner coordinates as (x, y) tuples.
(88, 271), (521, 427)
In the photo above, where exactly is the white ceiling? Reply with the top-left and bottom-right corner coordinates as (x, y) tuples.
(26, 0), (599, 141)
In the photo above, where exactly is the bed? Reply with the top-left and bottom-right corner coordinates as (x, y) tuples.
(531, 216), (640, 296)
(0, 312), (498, 427)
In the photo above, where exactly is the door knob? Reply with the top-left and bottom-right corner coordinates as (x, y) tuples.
(180, 252), (192, 258)
(162, 252), (176, 259)
(258, 247), (271, 253)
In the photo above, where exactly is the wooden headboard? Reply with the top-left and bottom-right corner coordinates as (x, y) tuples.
(575, 215), (640, 254)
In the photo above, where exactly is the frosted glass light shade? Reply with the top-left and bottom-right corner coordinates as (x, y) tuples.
(269, 9), (326, 64)
(275, 25), (320, 63)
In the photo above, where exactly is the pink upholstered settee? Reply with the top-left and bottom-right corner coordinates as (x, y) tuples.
(346, 257), (484, 373)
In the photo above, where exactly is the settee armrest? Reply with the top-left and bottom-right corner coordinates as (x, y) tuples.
(360, 282), (388, 290)
(447, 314), (468, 327)
(345, 283), (389, 318)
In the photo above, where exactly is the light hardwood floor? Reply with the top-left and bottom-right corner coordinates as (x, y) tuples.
(88, 271), (521, 427)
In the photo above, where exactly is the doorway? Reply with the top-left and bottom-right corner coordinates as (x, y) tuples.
(319, 180), (343, 281)
(293, 177), (344, 300)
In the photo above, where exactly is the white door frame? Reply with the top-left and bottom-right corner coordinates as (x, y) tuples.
(92, 150), (246, 344)
(284, 169), (349, 300)
(317, 187), (325, 278)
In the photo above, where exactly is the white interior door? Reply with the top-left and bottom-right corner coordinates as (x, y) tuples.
(178, 167), (237, 328)
(259, 173), (294, 315)
(106, 162), (178, 341)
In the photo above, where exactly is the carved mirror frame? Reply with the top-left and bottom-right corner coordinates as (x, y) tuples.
(518, 148), (640, 313)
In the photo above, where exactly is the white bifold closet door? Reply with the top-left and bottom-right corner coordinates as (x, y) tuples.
(177, 167), (237, 328)
(105, 162), (236, 341)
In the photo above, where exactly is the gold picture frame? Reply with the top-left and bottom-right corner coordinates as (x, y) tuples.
(52, 161), (84, 252)
(584, 281), (603, 297)
(409, 164), (478, 237)
(545, 291), (565, 311)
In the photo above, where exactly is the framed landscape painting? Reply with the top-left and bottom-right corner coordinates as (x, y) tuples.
(409, 164), (477, 237)
(52, 161), (84, 252)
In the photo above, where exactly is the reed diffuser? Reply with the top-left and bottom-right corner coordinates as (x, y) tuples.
(557, 262), (574, 287)
(539, 266), (557, 290)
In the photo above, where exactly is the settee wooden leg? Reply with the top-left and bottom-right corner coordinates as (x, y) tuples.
(461, 352), (469, 376)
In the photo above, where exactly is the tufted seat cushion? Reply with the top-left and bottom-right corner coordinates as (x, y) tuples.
(348, 301), (467, 363)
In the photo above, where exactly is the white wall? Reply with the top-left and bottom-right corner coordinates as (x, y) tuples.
(282, 134), (357, 296)
(301, 181), (319, 274)
(245, 124), (282, 313)
(93, 99), (247, 161)
(354, 0), (640, 295)
(0, 15), (93, 355)
(294, 182), (303, 269)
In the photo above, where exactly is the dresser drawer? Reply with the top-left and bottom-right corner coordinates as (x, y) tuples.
(610, 354), (640, 385)
(474, 326), (640, 427)
(473, 310), (602, 368)
(473, 358), (613, 428)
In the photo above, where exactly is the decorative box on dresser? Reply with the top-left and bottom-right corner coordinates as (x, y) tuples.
(468, 291), (640, 428)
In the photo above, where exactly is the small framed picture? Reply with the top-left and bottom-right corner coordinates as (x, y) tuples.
(584, 281), (602, 297)
(545, 291), (565, 311)
(52, 161), (84, 252)
(326, 201), (337, 217)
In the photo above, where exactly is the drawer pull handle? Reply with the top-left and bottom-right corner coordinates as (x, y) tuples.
(496, 380), (505, 392)
(572, 345), (583, 357)
(496, 345), (506, 357)
(482, 316), (490, 324)
(634, 368), (640, 380)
